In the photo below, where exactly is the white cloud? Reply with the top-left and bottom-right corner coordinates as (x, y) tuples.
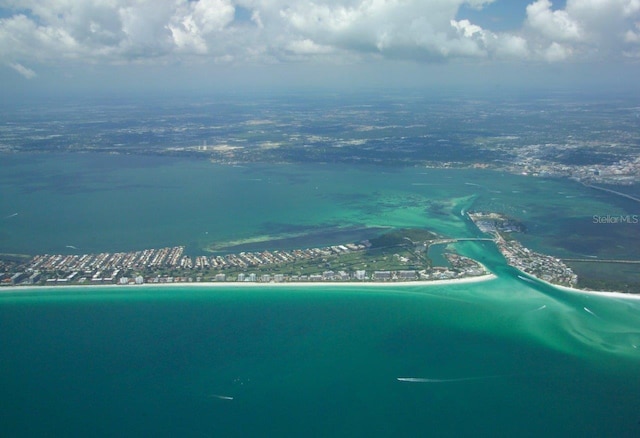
(625, 26), (640, 43)
(492, 34), (530, 59)
(167, 17), (208, 55)
(167, 0), (235, 55)
(118, 2), (176, 58)
(0, 0), (639, 70)
(277, 0), (494, 59)
(8, 61), (36, 78)
(192, 0), (235, 33)
(0, 13), (81, 60)
(524, 0), (640, 60)
(543, 41), (571, 61)
(287, 39), (334, 55)
(526, 0), (582, 42)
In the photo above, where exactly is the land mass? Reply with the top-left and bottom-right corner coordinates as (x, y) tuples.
(1, 228), (495, 288)
(1, 96), (639, 188)
(4, 216), (638, 294)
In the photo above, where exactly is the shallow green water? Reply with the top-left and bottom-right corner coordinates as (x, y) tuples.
(1, 154), (640, 436)
(2, 153), (635, 258)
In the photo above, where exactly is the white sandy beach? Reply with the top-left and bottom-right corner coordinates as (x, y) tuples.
(0, 273), (497, 294)
(4, 272), (640, 300)
(516, 271), (640, 300)
(547, 282), (640, 300)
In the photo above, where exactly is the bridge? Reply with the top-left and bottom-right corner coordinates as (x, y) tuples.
(561, 258), (640, 264)
(428, 238), (495, 245)
(582, 183), (640, 204)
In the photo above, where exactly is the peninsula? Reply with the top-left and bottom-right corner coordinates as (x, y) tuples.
(468, 212), (578, 287)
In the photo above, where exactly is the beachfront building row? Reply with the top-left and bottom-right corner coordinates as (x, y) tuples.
(23, 243), (370, 276)
(4, 261), (491, 286)
(52, 270), (412, 285)
(130, 266), (487, 285)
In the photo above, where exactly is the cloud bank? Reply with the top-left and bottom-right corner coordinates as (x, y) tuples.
(1, 0), (639, 76)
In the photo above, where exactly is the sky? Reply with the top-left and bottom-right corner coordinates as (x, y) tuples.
(1, 0), (639, 96)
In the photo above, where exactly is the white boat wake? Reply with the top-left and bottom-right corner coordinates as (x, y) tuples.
(397, 375), (503, 383)
(583, 307), (599, 318)
(517, 275), (535, 284)
(209, 394), (234, 400)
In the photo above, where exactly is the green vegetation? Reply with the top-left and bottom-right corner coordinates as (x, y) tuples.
(569, 261), (640, 294)
(0, 253), (32, 262)
(577, 278), (639, 294)
(369, 228), (437, 248)
(197, 231), (432, 281)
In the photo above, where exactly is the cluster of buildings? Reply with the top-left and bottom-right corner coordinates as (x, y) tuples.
(568, 156), (640, 185)
(171, 269), (413, 284)
(2, 242), (388, 286)
(2, 235), (494, 286)
(503, 150), (640, 186)
(17, 243), (369, 281)
(468, 210), (577, 287)
(117, 250), (489, 285)
(495, 236), (577, 287)
(120, 264), (487, 285)
(467, 212), (524, 234)
(192, 243), (368, 270)
(27, 247), (187, 273)
(442, 253), (488, 277)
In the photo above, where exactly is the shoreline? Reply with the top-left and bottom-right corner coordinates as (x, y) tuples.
(0, 274), (497, 294)
(546, 281), (640, 300)
(516, 271), (640, 300)
(4, 271), (639, 300)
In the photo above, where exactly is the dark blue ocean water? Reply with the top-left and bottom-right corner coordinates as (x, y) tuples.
(1, 281), (640, 437)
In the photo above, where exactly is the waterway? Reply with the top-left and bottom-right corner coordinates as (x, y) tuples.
(1, 153), (640, 436)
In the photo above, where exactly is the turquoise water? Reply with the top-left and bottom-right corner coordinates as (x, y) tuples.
(2, 154), (640, 436)
(1, 282), (639, 437)
(2, 153), (635, 257)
